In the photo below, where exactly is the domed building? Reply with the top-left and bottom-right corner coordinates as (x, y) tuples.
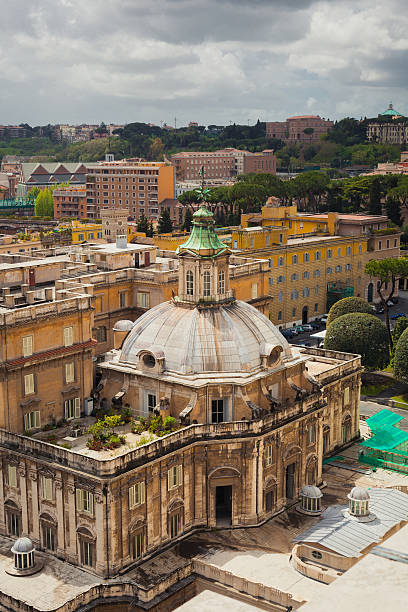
(102, 206), (313, 426)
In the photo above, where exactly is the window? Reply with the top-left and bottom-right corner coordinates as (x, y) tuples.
(129, 482), (145, 509)
(251, 283), (258, 299)
(64, 398), (81, 420)
(94, 326), (107, 342)
(312, 551), (322, 560)
(43, 525), (55, 551)
(292, 307), (296, 317)
(268, 277), (273, 287)
(304, 253), (310, 262)
(346, 246), (352, 255)
(167, 465), (182, 490)
(308, 424), (315, 444)
(24, 373), (35, 396)
(327, 267), (332, 274)
(137, 292), (150, 308)
(170, 513), (181, 538)
(22, 335), (33, 357)
(291, 273), (298, 281)
(303, 287), (310, 297)
(8, 511), (20, 536)
(65, 362), (74, 384)
(265, 445), (273, 466)
(268, 259), (273, 268)
(337, 247), (341, 256)
(250, 237), (254, 249)
(314, 303), (318, 312)
(278, 256), (284, 266)
(303, 271), (310, 279)
(8, 465), (17, 488)
(292, 255), (298, 264)
(186, 270), (194, 296)
(394, 239), (397, 247)
(314, 285), (319, 295)
(24, 411), (40, 431)
(277, 275), (285, 284)
(42, 477), (53, 501)
(278, 311), (282, 321)
(81, 540), (94, 567)
(346, 263), (352, 271)
(203, 271), (211, 296)
(265, 489), (275, 512)
(386, 239), (390, 249)
(357, 276), (361, 285)
(335, 265), (342, 272)
(313, 270), (320, 278)
(278, 291), (283, 303)
(327, 249), (332, 258)
(291, 289), (298, 299)
(315, 251), (321, 261)
(76, 489), (94, 515)
(359, 245), (362, 254)
(211, 399), (225, 423)
(119, 291), (127, 308)
(147, 393), (156, 412)
(218, 270), (225, 294)
(130, 532), (143, 559)
(344, 386), (350, 405)
(63, 326), (74, 347)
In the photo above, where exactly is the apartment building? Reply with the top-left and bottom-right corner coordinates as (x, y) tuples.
(85, 160), (175, 221)
(266, 115), (333, 144)
(366, 122), (408, 144)
(171, 148), (276, 180)
(53, 185), (87, 219)
(17, 163), (87, 197)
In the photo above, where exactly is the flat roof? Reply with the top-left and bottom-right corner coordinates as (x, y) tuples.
(176, 590), (262, 611)
(89, 243), (154, 254)
(0, 255), (69, 270)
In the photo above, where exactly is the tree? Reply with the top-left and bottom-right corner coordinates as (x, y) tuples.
(147, 221), (154, 237)
(324, 313), (389, 370)
(365, 258), (408, 348)
(27, 186), (41, 200)
(391, 316), (408, 364)
(384, 196), (402, 227)
(368, 177), (382, 215)
(136, 214), (148, 234)
(157, 208), (173, 234)
(327, 297), (373, 328)
(183, 207), (193, 232)
(34, 188), (53, 217)
(147, 137), (164, 160)
(394, 327), (408, 383)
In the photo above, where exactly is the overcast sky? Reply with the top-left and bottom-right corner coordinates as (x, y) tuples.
(1, 0), (407, 127)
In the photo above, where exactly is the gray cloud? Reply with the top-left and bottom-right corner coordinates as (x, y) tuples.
(0, 0), (407, 125)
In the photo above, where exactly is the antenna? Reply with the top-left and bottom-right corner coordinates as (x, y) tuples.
(174, 117), (177, 129)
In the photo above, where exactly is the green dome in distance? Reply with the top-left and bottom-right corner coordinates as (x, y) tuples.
(380, 103), (404, 117)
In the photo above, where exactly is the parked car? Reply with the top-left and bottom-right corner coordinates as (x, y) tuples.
(281, 329), (295, 339)
(376, 306), (385, 314)
(391, 312), (406, 320)
(302, 324), (313, 332)
(387, 300), (395, 307)
(310, 321), (321, 330)
(295, 325), (304, 333)
(320, 316), (328, 325)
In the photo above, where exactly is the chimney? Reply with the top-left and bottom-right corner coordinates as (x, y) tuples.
(26, 291), (36, 304)
(116, 234), (127, 249)
(2, 287), (10, 296)
(21, 283), (29, 295)
(5, 294), (15, 308)
(45, 287), (54, 301)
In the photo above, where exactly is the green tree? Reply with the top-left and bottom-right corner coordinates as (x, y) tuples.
(368, 177), (382, 215)
(147, 221), (154, 237)
(34, 188), (53, 217)
(365, 258), (408, 348)
(384, 196), (402, 227)
(136, 214), (148, 234)
(27, 186), (41, 200)
(391, 316), (408, 364)
(183, 207), (193, 232)
(327, 297), (373, 328)
(394, 327), (408, 383)
(157, 208), (173, 234)
(324, 313), (389, 369)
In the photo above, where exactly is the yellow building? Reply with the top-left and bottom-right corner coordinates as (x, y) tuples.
(71, 220), (103, 244)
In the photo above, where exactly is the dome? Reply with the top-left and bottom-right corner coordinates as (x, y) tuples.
(113, 320), (134, 332)
(11, 537), (34, 554)
(380, 103), (403, 117)
(349, 486), (370, 501)
(119, 299), (293, 375)
(300, 485), (323, 499)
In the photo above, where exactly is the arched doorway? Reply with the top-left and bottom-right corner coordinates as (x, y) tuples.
(302, 306), (308, 325)
(367, 283), (374, 303)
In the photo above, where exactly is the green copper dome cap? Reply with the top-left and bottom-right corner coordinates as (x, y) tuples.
(177, 206), (229, 258)
(380, 103), (403, 117)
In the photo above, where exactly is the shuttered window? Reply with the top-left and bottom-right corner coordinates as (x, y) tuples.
(129, 482), (145, 509)
(167, 465), (182, 490)
(8, 465), (17, 488)
(265, 445), (273, 466)
(22, 335), (33, 357)
(63, 326), (74, 347)
(42, 477), (53, 501)
(65, 398), (81, 420)
(76, 489), (94, 515)
(24, 373), (35, 395)
(65, 362), (75, 383)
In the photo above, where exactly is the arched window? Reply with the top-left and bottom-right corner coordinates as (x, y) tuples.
(278, 256), (284, 266)
(292, 255), (298, 264)
(303, 287), (310, 298)
(291, 290), (298, 300)
(203, 271), (211, 297)
(303, 271), (310, 279)
(278, 291), (283, 303)
(315, 251), (321, 261)
(327, 267), (332, 274)
(218, 269), (225, 294)
(314, 269), (320, 278)
(304, 253), (310, 263)
(327, 249), (332, 258)
(186, 270), (194, 296)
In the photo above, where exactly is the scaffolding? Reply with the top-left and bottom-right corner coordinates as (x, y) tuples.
(327, 281), (354, 309)
(359, 409), (408, 474)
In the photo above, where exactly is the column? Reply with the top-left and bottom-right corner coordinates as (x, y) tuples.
(94, 492), (106, 576)
(55, 478), (65, 555)
(18, 463), (29, 536)
(193, 449), (206, 525)
(183, 451), (193, 530)
(29, 469), (40, 543)
(66, 477), (77, 562)
(160, 464), (168, 540)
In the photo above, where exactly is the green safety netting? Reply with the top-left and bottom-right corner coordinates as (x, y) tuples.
(365, 409), (404, 431)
